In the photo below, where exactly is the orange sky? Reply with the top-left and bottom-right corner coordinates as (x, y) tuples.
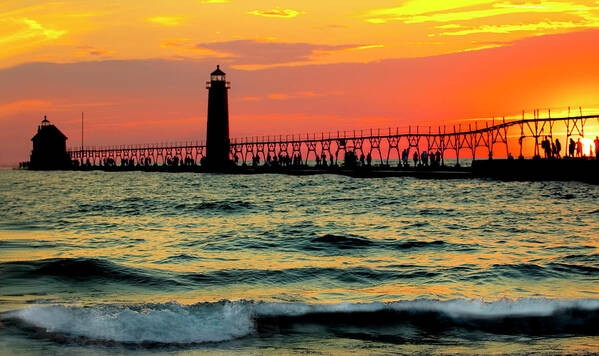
(1, 0), (599, 164)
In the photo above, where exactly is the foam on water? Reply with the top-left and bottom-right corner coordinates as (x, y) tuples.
(6, 298), (599, 345)
(7, 302), (254, 344)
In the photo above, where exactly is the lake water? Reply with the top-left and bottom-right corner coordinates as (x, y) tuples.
(1, 170), (598, 355)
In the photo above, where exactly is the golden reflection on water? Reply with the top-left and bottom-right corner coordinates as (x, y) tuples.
(3, 224), (598, 305)
(1, 170), (598, 310)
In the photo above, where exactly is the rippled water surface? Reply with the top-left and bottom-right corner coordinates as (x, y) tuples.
(1, 170), (598, 355)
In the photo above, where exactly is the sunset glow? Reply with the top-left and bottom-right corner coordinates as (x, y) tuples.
(2, 0), (599, 165)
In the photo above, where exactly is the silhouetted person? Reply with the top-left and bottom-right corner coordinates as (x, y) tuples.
(541, 136), (551, 158)
(366, 152), (372, 166)
(594, 136), (599, 160)
(360, 153), (365, 166)
(569, 138), (575, 157)
(555, 138), (561, 158)
(413, 151), (418, 167)
(320, 153), (327, 167)
(421, 151), (428, 166)
(576, 138), (583, 157)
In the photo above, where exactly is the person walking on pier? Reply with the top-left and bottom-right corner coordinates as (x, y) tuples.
(569, 138), (576, 157)
(555, 138), (561, 158)
(413, 151), (419, 167)
(541, 136), (551, 159)
(576, 138), (583, 157)
(594, 136), (599, 160)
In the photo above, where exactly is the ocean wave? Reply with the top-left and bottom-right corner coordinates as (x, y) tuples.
(0, 258), (181, 287)
(306, 234), (469, 252)
(174, 200), (252, 212)
(11, 257), (586, 291)
(75, 197), (163, 216)
(0, 258), (434, 289)
(310, 234), (374, 247)
(4, 298), (599, 346)
(183, 266), (419, 285)
(5, 301), (253, 345)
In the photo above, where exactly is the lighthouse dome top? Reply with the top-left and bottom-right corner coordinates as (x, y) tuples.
(210, 65), (226, 82)
(211, 65), (225, 76)
(41, 115), (50, 126)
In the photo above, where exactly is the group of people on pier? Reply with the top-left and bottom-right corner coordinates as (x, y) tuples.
(402, 149), (443, 168)
(235, 148), (446, 169)
(540, 136), (599, 159)
(72, 155), (200, 169)
(541, 137), (562, 159)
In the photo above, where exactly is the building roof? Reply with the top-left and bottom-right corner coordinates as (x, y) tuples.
(211, 65), (225, 76)
(32, 124), (67, 141)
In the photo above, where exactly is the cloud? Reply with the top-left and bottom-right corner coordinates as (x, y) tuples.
(71, 46), (113, 57)
(194, 40), (374, 66)
(365, 1), (599, 24)
(147, 16), (185, 26)
(160, 38), (231, 58)
(436, 24), (463, 29)
(268, 93), (290, 99)
(365, 0), (495, 23)
(437, 20), (599, 36)
(268, 92), (317, 100)
(160, 38), (192, 48)
(237, 91), (336, 101)
(0, 17), (66, 45)
(352, 44), (385, 50)
(0, 99), (51, 118)
(248, 8), (302, 18)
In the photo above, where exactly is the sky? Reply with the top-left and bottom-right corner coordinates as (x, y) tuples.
(1, 0), (599, 164)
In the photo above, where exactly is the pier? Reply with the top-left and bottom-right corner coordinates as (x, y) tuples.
(67, 112), (597, 168)
(23, 66), (599, 182)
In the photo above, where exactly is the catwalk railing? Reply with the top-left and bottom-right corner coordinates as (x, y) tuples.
(67, 110), (599, 167)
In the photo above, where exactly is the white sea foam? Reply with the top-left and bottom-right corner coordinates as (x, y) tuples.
(7, 298), (599, 344)
(255, 297), (599, 318)
(8, 301), (255, 344)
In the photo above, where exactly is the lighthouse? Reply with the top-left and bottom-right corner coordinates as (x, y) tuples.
(205, 65), (231, 169)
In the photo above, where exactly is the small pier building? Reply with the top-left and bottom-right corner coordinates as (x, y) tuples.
(29, 116), (71, 170)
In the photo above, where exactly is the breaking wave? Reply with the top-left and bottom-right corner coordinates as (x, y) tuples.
(4, 298), (599, 346)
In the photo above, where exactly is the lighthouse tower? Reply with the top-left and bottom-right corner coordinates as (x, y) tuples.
(205, 65), (231, 169)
